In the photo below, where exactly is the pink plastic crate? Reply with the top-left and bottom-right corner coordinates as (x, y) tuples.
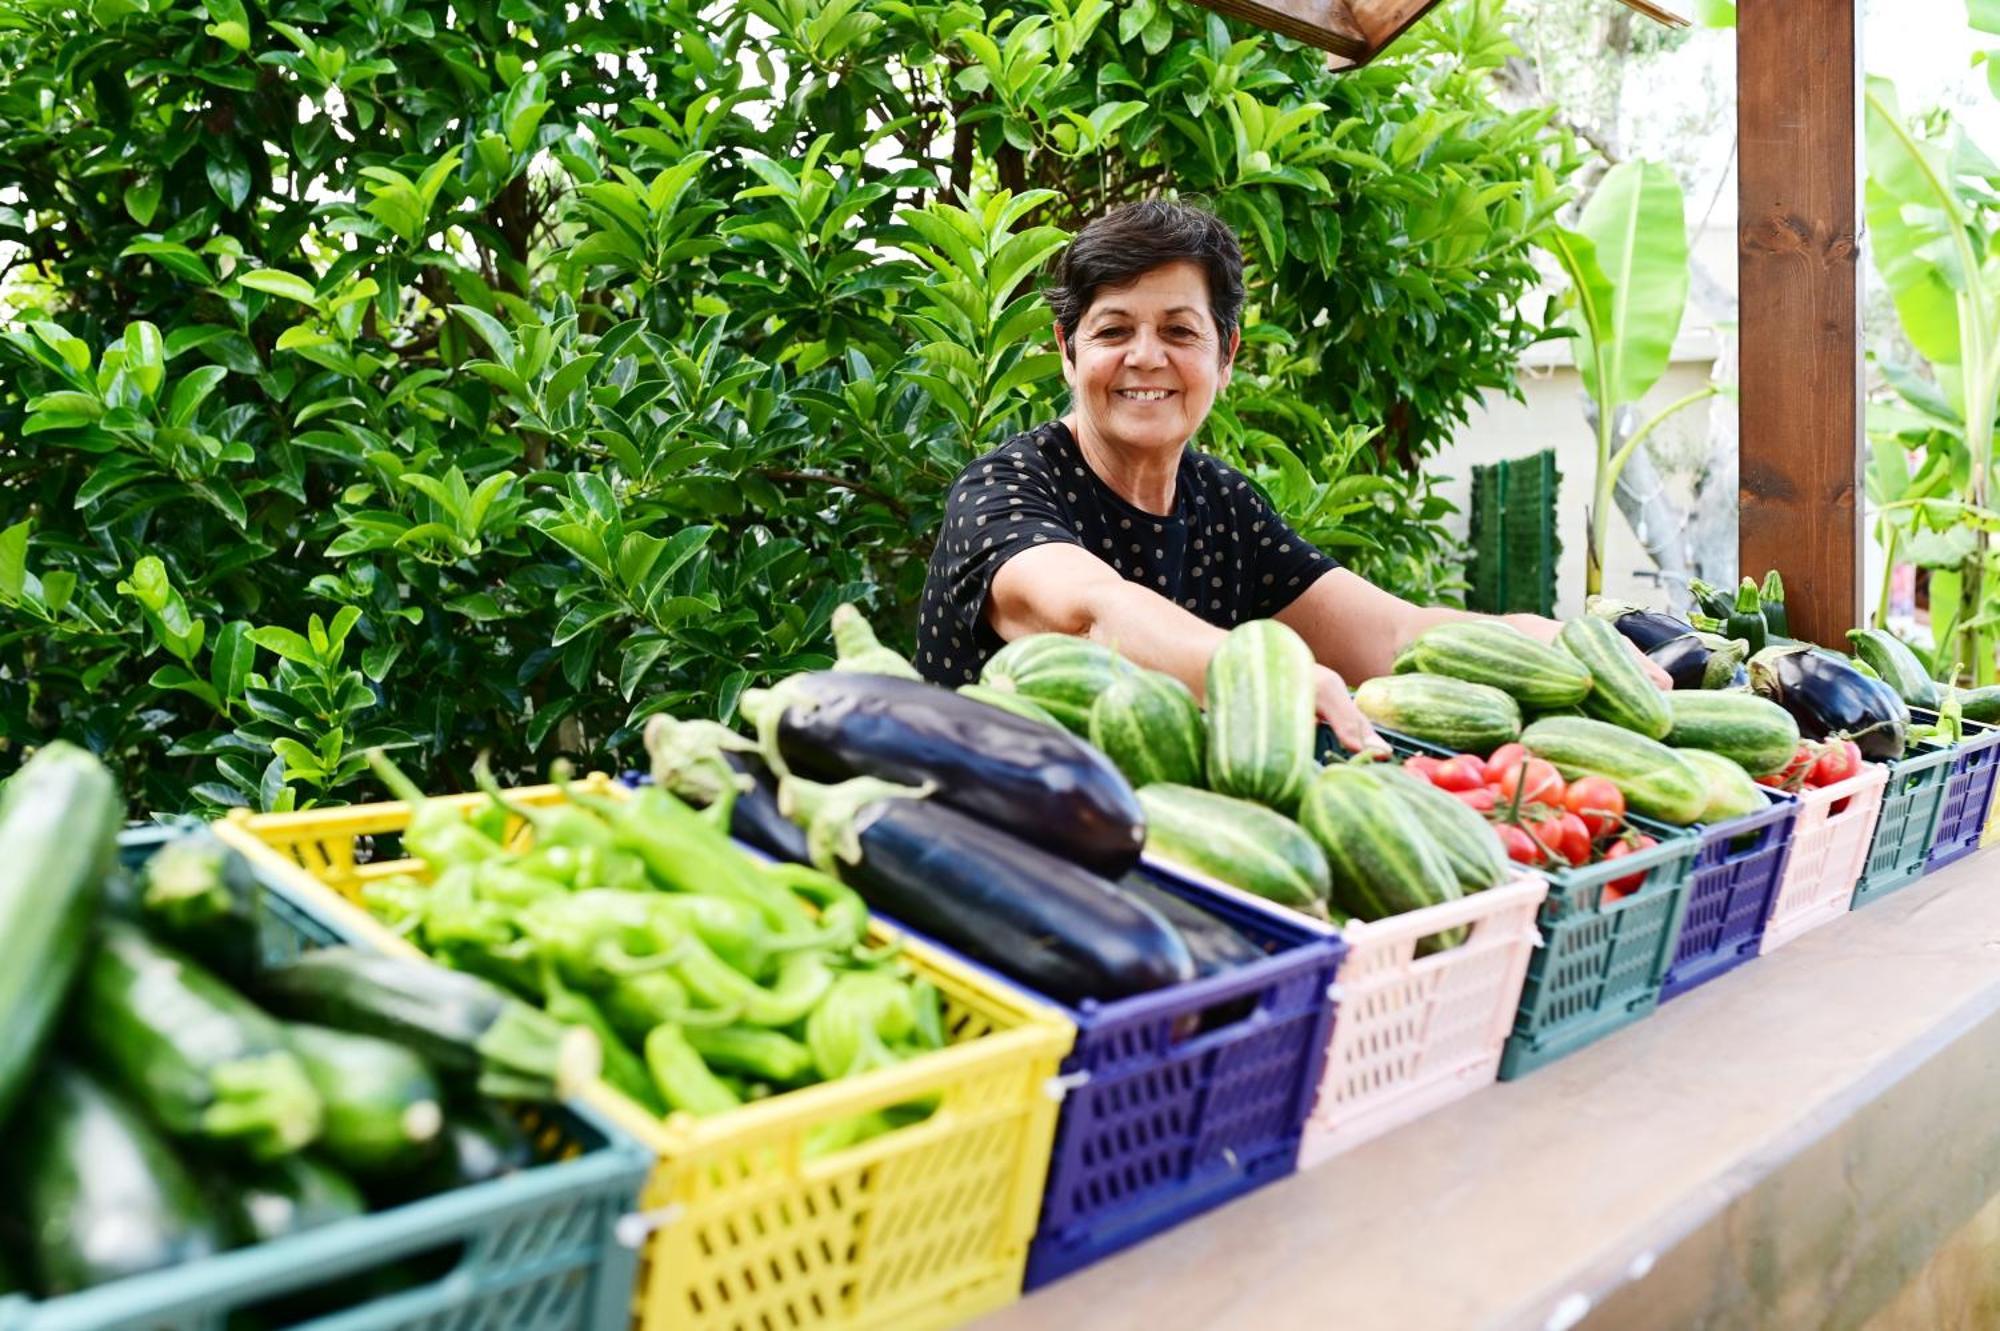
(1759, 763), (1889, 955)
(1299, 871), (1547, 1166)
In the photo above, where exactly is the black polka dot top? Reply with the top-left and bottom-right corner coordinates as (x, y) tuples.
(914, 419), (1340, 685)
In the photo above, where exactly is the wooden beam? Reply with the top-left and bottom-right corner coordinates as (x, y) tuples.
(1345, 0), (1443, 50)
(1191, 0), (1370, 59)
(1737, 0), (1864, 647)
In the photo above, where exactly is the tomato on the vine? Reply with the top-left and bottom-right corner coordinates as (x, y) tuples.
(1454, 786), (1500, 814)
(1494, 822), (1544, 866)
(1563, 776), (1626, 843)
(1498, 758), (1565, 809)
(1601, 833), (1658, 900)
(1403, 755), (1444, 785)
(1430, 754), (1487, 793)
(1554, 811), (1593, 868)
(1811, 739), (1864, 788)
(1771, 742), (1817, 789)
(1483, 742), (1530, 787)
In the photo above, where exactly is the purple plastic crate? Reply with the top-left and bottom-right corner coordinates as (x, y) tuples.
(1917, 712), (2000, 871)
(1657, 791), (1797, 1003)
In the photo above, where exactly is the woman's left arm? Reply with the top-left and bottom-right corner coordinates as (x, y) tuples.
(1277, 569), (1671, 688)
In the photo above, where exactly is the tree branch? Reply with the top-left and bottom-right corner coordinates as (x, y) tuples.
(756, 467), (912, 518)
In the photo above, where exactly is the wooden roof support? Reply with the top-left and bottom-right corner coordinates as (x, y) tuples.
(1185, 0), (1687, 64)
(1737, 0), (1864, 645)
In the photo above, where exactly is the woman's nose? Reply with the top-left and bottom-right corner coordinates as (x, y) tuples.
(1124, 327), (1168, 367)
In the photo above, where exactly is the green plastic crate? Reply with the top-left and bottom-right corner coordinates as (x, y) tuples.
(1498, 822), (1700, 1080)
(0, 824), (652, 1331)
(1467, 449), (1561, 618)
(1851, 743), (1957, 909)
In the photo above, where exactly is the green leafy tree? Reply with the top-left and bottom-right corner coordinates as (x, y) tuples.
(2, 0), (1577, 809)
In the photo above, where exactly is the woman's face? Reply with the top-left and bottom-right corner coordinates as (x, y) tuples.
(1059, 260), (1236, 460)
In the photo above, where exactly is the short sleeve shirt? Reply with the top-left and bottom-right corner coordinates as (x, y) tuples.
(914, 420), (1340, 684)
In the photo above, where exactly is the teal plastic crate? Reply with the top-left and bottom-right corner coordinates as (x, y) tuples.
(1851, 744), (1956, 909)
(1498, 820), (1699, 1081)
(0, 825), (652, 1331)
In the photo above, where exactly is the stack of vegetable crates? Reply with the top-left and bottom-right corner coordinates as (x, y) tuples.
(0, 826), (655, 1331)
(1914, 711), (2000, 872)
(1134, 853), (1544, 1168)
(216, 777), (1077, 1331)
(1759, 763), (1889, 955)
(1850, 742), (1959, 909)
(866, 867), (1344, 1291)
(1657, 791), (1798, 1003)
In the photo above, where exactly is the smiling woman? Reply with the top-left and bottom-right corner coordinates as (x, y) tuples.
(913, 201), (1667, 749)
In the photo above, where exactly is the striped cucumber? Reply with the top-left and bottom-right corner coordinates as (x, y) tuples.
(1521, 716), (1708, 825)
(956, 683), (1065, 730)
(1091, 669), (1206, 789)
(1298, 765), (1463, 926)
(1137, 783), (1330, 914)
(1375, 765), (1511, 892)
(1206, 619), (1318, 812)
(1845, 628), (1939, 709)
(1559, 615), (1671, 739)
(979, 633), (1134, 734)
(1404, 621), (1592, 709)
(1662, 690), (1801, 776)
(1353, 674), (1521, 753)
(1677, 749), (1771, 823)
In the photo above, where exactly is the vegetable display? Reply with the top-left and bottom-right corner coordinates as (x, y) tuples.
(1396, 620), (1593, 709)
(1206, 619), (1319, 812)
(1352, 674), (1523, 753)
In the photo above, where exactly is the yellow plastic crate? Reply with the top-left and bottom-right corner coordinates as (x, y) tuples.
(216, 778), (1074, 1331)
(1983, 769), (2000, 849)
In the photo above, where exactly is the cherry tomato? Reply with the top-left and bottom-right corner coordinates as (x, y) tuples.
(1454, 786), (1500, 814)
(1483, 742), (1530, 787)
(1563, 776), (1627, 844)
(1811, 739), (1864, 788)
(1403, 755), (1445, 785)
(1498, 758), (1565, 810)
(1493, 822), (1545, 866)
(1430, 754), (1487, 793)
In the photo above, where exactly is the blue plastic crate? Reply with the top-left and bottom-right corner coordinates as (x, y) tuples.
(1658, 791), (1797, 1003)
(0, 825), (652, 1331)
(1914, 712), (2000, 872)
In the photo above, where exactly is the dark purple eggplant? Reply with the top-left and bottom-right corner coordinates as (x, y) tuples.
(1116, 873), (1264, 977)
(742, 672), (1146, 878)
(644, 717), (812, 863)
(786, 779), (1193, 1005)
(714, 752), (812, 864)
(1592, 599), (1697, 652)
(1647, 633), (1713, 690)
(1750, 645), (1909, 761)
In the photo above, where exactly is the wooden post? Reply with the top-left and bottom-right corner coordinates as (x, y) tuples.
(1737, 0), (1864, 646)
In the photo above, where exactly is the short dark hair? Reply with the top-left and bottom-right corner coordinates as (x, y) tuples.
(1047, 200), (1245, 364)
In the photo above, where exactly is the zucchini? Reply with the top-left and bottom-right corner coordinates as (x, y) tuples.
(253, 948), (599, 1102)
(1089, 668), (1207, 789)
(286, 1023), (445, 1174)
(1959, 685), (2000, 725)
(744, 669), (1146, 877)
(787, 777), (1195, 1006)
(1521, 716), (1709, 826)
(1727, 578), (1768, 656)
(1352, 673), (1522, 753)
(409, 1101), (536, 1197)
(12, 1062), (226, 1294)
(140, 827), (264, 985)
(1298, 765), (1463, 927)
(1846, 628), (1940, 709)
(1135, 783), (1331, 914)
(1206, 619), (1319, 812)
(0, 742), (120, 1125)
(1761, 570), (1791, 638)
(230, 1153), (367, 1245)
(72, 923), (323, 1160)
(1560, 615), (1672, 739)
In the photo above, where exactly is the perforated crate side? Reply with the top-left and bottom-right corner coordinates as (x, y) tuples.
(1761, 765), (1887, 955)
(1916, 712), (2000, 871)
(1852, 744), (1956, 909)
(1658, 792), (1797, 1003)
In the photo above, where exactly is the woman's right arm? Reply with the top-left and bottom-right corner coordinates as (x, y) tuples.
(987, 545), (1383, 751)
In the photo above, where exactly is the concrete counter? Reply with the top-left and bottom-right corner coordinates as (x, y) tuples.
(979, 851), (2000, 1331)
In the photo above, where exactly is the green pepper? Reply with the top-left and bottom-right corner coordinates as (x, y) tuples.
(572, 844), (650, 893)
(673, 944), (833, 1028)
(423, 864), (518, 954)
(359, 874), (432, 935)
(644, 1024), (741, 1117)
(754, 861), (869, 954)
(541, 965), (665, 1115)
(684, 1025), (815, 1085)
(803, 1111), (897, 1159)
(369, 750), (505, 870)
(805, 970), (919, 1081)
(479, 758), (618, 855)
(517, 890), (690, 986)
(472, 860), (568, 909)
(644, 894), (772, 978)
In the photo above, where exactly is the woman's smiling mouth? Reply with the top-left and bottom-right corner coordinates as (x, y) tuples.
(1116, 388), (1176, 401)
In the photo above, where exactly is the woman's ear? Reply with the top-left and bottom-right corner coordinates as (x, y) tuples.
(1219, 326), (1241, 387)
(1055, 324), (1077, 388)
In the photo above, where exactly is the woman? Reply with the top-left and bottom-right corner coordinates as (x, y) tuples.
(915, 200), (1667, 752)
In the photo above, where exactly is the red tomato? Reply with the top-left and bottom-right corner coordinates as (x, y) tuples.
(1493, 822), (1545, 866)
(1483, 742), (1530, 786)
(1403, 755), (1445, 785)
(1454, 786), (1500, 814)
(1498, 758), (1565, 809)
(1811, 739), (1864, 788)
(1563, 776), (1627, 843)
(1555, 811), (1593, 868)
(1602, 833), (1657, 898)
(1430, 754), (1487, 793)
(1772, 741), (1817, 789)
(1517, 809), (1567, 863)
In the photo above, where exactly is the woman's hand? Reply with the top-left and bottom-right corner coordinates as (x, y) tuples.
(1315, 666), (1387, 756)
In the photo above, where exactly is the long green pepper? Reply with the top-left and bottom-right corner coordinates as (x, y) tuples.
(367, 751), (505, 871)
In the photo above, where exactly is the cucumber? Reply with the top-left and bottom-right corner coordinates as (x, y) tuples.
(231, 1153), (367, 1245)
(1559, 615), (1671, 739)
(1375, 765), (1511, 892)
(1663, 690), (1801, 777)
(979, 633), (1135, 734)
(1678, 749), (1771, 823)
(72, 923), (324, 1160)
(1090, 668), (1206, 789)
(1136, 783), (1331, 914)
(956, 683), (1065, 730)
(1206, 619), (1318, 812)
(1402, 621), (1593, 710)
(253, 948), (599, 1102)
(12, 1062), (226, 1294)
(0, 742), (121, 1125)
(1846, 628), (1940, 709)
(1298, 765), (1463, 926)
(1353, 673), (1522, 753)
(286, 1023), (445, 1174)
(139, 827), (264, 985)
(1522, 716), (1709, 826)
(1959, 685), (2000, 725)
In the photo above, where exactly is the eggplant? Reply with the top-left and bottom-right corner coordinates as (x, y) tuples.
(645, 716), (813, 863)
(742, 672), (1146, 878)
(1750, 645), (1910, 761)
(1646, 633), (1747, 691)
(1115, 873), (1266, 977)
(1590, 598), (1697, 652)
(787, 778), (1194, 1006)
